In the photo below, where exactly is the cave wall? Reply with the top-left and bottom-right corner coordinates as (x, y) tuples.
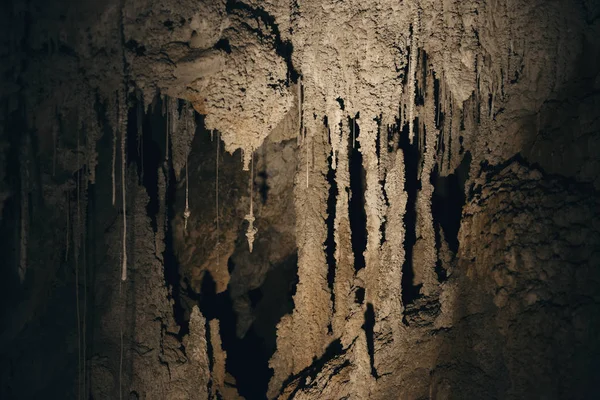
(1, 0), (599, 399)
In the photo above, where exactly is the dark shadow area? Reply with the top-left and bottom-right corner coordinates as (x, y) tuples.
(364, 303), (379, 379)
(348, 117), (367, 272)
(431, 152), (471, 254)
(198, 251), (299, 400)
(279, 339), (345, 399)
(398, 120), (422, 307)
(325, 148), (338, 311)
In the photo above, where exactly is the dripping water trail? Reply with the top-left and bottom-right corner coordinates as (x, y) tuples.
(348, 117), (367, 272)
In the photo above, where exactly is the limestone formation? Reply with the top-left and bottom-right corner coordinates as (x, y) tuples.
(0, 0), (599, 399)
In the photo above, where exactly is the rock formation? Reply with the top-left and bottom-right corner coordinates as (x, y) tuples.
(1, 0), (599, 399)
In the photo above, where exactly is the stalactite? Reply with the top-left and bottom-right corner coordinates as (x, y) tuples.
(120, 91), (128, 282)
(443, 82), (453, 174)
(155, 166), (167, 259)
(215, 134), (220, 268)
(118, 280), (124, 400)
(215, 133), (220, 268)
(490, 84), (495, 121)
(298, 77), (303, 145)
(82, 174), (88, 400)
(112, 93), (117, 207)
(329, 126), (336, 170)
(306, 129), (310, 188)
(183, 156), (190, 230)
(332, 122), (354, 336)
(170, 98), (196, 180)
(268, 124), (332, 399)
(242, 146), (252, 171)
(352, 118), (356, 149)
(408, 10), (420, 144)
(137, 92), (144, 184)
(75, 131), (82, 400)
(359, 118), (384, 305)
(377, 149), (406, 347)
(378, 122), (386, 180)
(244, 152), (257, 252)
(165, 97), (170, 164)
(413, 68), (440, 296)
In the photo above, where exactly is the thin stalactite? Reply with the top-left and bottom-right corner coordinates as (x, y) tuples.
(245, 152), (257, 253)
(215, 132), (221, 267)
(120, 91), (128, 282)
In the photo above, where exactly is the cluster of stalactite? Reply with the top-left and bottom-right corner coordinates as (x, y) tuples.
(265, 22), (506, 393)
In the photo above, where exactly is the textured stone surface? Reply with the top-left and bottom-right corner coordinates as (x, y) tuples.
(0, 0), (599, 399)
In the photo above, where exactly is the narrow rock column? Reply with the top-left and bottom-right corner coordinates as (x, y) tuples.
(268, 122), (333, 399)
(332, 123), (354, 336)
(412, 70), (440, 297)
(375, 149), (407, 372)
(359, 117), (384, 306)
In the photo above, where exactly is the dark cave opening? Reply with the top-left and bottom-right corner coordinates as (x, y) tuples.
(398, 119), (422, 307)
(431, 152), (471, 254)
(348, 117), (367, 272)
(197, 251), (299, 400)
(158, 124), (300, 399)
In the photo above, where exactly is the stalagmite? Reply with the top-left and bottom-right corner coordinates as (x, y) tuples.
(186, 306), (210, 400)
(209, 319), (226, 398)
(244, 153), (257, 253)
